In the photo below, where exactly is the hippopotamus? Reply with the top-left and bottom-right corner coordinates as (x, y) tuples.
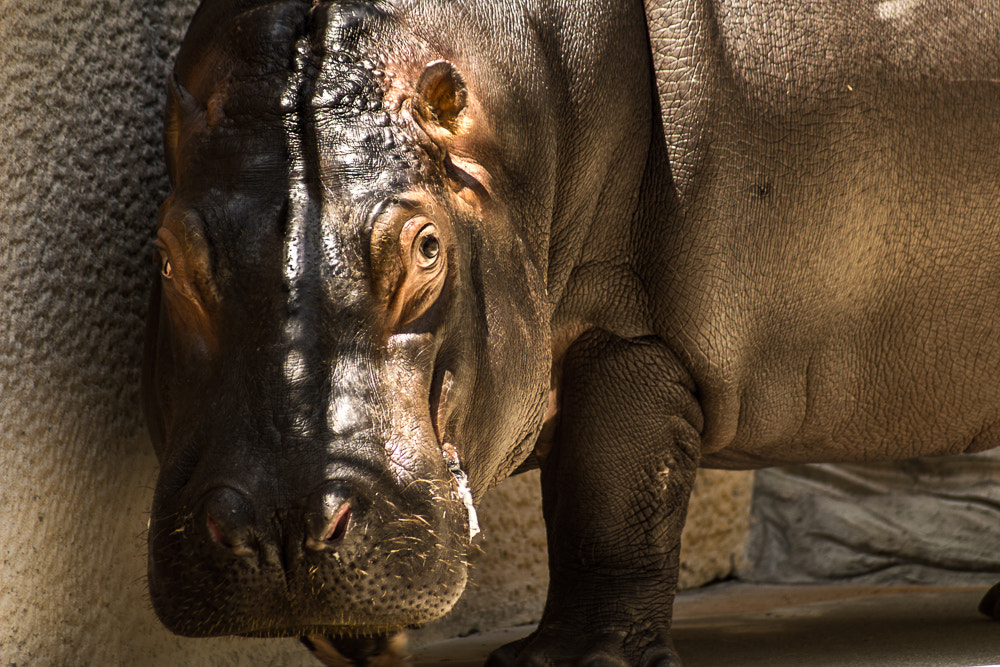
(142, 0), (1000, 664)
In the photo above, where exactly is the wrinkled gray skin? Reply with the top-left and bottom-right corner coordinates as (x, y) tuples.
(143, 0), (1000, 664)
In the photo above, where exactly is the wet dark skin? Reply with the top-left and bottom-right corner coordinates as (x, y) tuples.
(144, 0), (1000, 665)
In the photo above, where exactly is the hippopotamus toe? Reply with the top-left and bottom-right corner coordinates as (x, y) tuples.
(978, 581), (1000, 620)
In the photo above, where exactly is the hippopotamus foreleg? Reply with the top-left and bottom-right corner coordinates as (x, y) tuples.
(489, 331), (700, 666)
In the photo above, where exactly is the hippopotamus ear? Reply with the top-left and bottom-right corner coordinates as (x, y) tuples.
(413, 60), (468, 136)
(164, 72), (206, 186)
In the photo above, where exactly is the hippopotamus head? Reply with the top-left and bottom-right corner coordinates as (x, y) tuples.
(142, 0), (551, 638)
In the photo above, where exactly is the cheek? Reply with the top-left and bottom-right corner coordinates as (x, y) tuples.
(153, 297), (218, 455)
(162, 287), (218, 357)
(148, 312), (176, 458)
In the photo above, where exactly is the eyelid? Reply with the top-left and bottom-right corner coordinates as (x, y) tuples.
(156, 225), (213, 299)
(369, 203), (434, 277)
(399, 215), (434, 249)
(157, 226), (182, 254)
(367, 198), (423, 235)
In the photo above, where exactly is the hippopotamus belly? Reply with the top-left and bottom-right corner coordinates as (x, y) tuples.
(645, 1), (1000, 470)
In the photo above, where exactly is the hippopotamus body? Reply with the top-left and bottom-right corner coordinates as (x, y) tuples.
(143, 0), (1000, 664)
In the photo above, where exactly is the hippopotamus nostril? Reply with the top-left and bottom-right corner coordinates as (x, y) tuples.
(202, 487), (255, 557)
(304, 483), (352, 550)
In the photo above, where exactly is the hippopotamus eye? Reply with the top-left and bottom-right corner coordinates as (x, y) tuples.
(414, 224), (441, 269)
(160, 253), (173, 280)
(379, 215), (449, 330)
(154, 223), (218, 351)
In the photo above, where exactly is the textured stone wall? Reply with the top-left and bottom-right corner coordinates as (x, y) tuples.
(746, 453), (1000, 585)
(0, 2), (753, 664)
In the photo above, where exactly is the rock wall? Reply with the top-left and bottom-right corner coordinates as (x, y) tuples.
(746, 453), (1000, 585)
(0, 2), (753, 664)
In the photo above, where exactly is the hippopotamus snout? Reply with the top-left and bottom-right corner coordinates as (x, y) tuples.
(198, 481), (352, 559)
(148, 440), (471, 638)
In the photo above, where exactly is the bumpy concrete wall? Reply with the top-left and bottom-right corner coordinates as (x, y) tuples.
(0, 2), (753, 664)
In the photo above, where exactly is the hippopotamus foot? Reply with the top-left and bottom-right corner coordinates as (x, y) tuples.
(492, 331), (699, 666)
(978, 582), (1000, 620)
(301, 632), (409, 667)
(486, 625), (680, 666)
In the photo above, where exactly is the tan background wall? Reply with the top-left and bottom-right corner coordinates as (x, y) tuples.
(0, 2), (753, 664)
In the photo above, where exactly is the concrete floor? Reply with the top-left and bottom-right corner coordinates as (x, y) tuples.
(413, 583), (1000, 666)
